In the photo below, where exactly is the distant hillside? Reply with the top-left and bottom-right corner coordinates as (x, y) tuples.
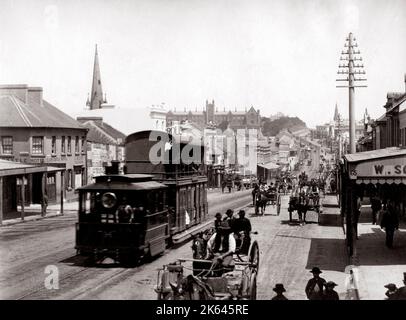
(261, 116), (307, 136)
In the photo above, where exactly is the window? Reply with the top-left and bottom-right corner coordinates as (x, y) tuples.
(81, 136), (85, 153)
(67, 136), (72, 154)
(61, 136), (66, 154)
(66, 169), (73, 190)
(32, 136), (44, 155)
(51, 136), (56, 154)
(1, 136), (13, 155)
(75, 136), (79, 153)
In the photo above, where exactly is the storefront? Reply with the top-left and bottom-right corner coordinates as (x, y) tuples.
(0, 159), (65, 223)
(340, 147), (406, 256)
(257, 162), (280, 184)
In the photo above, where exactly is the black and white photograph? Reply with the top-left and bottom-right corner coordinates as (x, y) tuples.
(1, 0), (406, 307)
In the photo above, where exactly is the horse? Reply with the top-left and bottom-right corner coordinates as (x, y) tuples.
(254, 190), (268, 215)
(288, 188), (309, 224)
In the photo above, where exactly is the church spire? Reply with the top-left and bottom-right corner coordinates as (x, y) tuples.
(333, 103), (339, 122)
(89, 44), (104, 110)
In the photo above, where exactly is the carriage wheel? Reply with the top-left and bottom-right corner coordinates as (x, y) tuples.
(248, 272), (257, 300)
(248, 240), (260, 272)
(277, 194), (281, 215)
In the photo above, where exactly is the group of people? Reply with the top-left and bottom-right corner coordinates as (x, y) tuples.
(354, 194), (400, 248)
(272, 267), (339, 300)
(204, 209), (252, 273)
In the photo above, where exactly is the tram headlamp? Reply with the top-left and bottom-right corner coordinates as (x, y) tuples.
(101, 192), (117, 209)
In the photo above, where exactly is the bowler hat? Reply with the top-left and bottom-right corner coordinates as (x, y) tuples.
(325, 281), (338, 288)
(384, 283), (397, 291)
(310, 267), (322, 274)
(215, 212), (222, 218)
(273, 284), (286, 292)
(226, 209), (234, 216)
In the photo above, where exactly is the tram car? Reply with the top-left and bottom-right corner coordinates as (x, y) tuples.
(75, 130), (208, 264)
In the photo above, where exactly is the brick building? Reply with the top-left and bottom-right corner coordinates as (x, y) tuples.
(77, 116), (126, 183)
(0, 84), (87, 203)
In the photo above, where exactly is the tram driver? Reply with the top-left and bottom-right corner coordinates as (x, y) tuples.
(206, 221), (236, 275)
(117, 196), (134, 223)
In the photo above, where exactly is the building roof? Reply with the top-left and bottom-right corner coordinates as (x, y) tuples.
(76, 107), (154, 136)
(344, 147), (406, 163)
(78, 117), (126, 145)
(0, 92), (84, 130)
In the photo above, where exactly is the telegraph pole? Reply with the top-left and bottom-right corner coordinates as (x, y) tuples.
(336, 33), (367, 154)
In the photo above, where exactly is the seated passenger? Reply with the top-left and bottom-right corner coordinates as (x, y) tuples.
(206, 222), (236, 275)
(233, 210), (252, 253)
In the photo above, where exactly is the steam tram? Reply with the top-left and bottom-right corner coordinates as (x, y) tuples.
(75, 130), (208, 264)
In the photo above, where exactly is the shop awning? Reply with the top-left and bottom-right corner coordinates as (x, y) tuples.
(257, 162), (280, 170)
(0, 159), (64, 177)
(355, 178), (406, 184)
(344, 147), (406, 185)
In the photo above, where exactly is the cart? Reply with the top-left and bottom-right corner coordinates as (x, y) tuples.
(155, 241), (260, 300)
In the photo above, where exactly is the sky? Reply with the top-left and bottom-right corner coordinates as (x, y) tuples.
(0, 0), (405, 128)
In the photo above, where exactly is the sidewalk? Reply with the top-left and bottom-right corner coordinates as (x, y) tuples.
(319, 196), (406, 300)
(352, 216), (406, 300)
(1, 202), (78, 227)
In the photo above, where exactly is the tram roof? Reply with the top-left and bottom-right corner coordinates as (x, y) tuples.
(94, 174), (154, 183)
(77, 180), (167, 191)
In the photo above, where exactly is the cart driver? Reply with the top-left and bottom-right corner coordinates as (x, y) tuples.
(206, 221), (236, 274)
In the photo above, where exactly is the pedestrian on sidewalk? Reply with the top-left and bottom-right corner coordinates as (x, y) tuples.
(305, 267), (326, 300)
(41, 193), (48, 217)
(370, 193), (382, 225)
(323, 281), (339, 300)
(353, 196), (362, 240)
(394, 273), (406, 300)
(384, 283), (398, 300)
(271, 284), (288, 300)
(380, 200), (399, 248)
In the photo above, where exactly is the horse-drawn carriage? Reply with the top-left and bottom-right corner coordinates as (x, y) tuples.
(288, 184), (322, 224)
(155, 229), (260, 300)
(253, 188), (281, 216)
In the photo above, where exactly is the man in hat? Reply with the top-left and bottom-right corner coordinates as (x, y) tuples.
(272, 284), (288, 300)
(206, 221), (236, 275)
(394, 273), (406, 300)
(305, 267), (326, 300)
(233, 210), (252, 253)
(384, 283), (398, 300)
(323, 281), (339, 300)
(214, 212), (222, 231)
(223, 209), (236, 232)
(380, 200), (399, 248)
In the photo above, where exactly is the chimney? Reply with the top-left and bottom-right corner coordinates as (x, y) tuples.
(0, 84), (28, 103)
(27, 87), (43, 107)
